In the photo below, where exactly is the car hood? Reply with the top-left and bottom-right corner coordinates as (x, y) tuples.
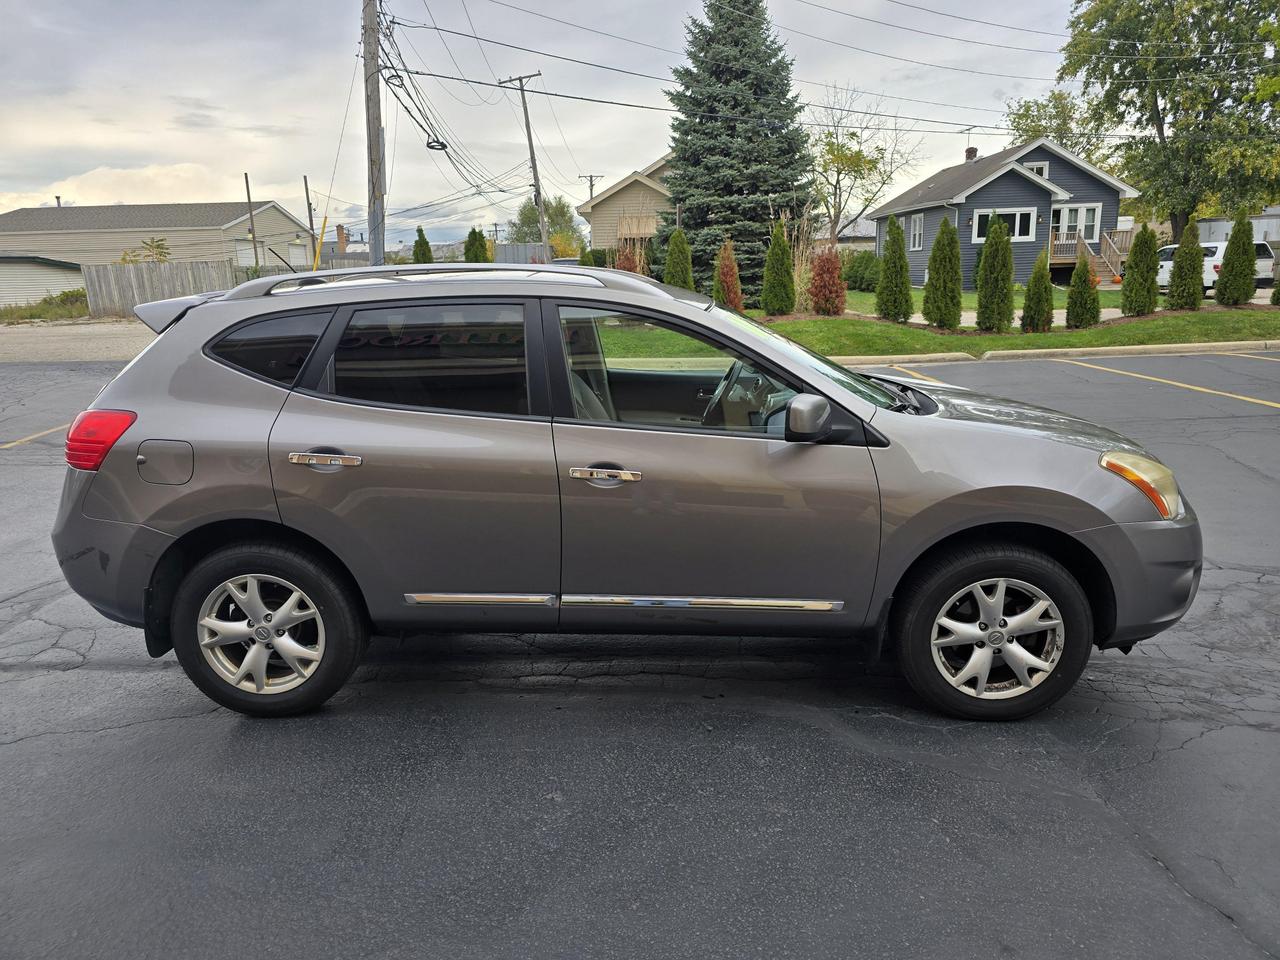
(872, 375), (1150, 456)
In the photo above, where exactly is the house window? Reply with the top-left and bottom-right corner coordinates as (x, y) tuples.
(1050, 205), (1102, 243)
(973, 209), (1036, 243)
(1024, 161), (1049, 179)
(909, 213), (924, 251)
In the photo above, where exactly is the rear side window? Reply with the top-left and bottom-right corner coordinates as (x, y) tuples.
(1255, 243), (1273, 258)
(209, 311), (330, 386)
(328, 303), (529, 416)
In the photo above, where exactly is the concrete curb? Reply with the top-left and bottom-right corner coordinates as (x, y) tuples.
(836, 340), (1278, 367)
(830, 352), (975, 366)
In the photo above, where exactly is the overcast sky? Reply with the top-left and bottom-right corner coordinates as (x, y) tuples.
(0, 0), (1075, 246)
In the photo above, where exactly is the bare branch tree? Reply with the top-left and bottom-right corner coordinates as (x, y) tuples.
(809, 86), (925, 246)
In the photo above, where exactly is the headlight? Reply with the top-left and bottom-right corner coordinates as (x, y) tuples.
(1100, 451), (1182, 520)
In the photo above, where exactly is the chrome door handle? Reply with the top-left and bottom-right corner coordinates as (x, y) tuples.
(569, 466), (642, 482)
(288, 452), (363, 467)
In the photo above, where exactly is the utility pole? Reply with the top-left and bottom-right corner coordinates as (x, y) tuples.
(362, 0), (386, 265)
(302, 175), (318, 267)
(499, 72), (550, 264)
(492, 222), (500, 244)
(578, 174), (601, 199)
(244, 172), (260, 269)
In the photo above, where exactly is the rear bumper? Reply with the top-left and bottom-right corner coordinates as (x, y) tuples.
(50, 469), (173, 628)
(1075, 501), (1203, 648)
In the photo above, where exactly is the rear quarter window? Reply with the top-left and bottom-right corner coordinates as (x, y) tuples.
(208, 311), (331, 386)
(1255, 243), (1274, 259)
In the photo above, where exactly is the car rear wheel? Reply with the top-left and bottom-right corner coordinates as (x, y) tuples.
(171, 543), (366, 717)
(893, 543), (1092, 720)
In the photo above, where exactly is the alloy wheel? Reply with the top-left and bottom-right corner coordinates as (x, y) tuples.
(929, 577), (1064, 700)
(197, 574), (325, 695)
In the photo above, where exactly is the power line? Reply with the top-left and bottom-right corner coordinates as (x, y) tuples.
(322, 46), (362, 225)
(480, 0), (1008, 116)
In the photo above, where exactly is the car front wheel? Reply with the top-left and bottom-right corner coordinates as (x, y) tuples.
(893, 543), (1093, 720)
(171, 542), (367, 717)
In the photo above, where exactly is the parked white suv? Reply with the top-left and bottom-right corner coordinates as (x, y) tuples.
(1156, 240), (1275, 293)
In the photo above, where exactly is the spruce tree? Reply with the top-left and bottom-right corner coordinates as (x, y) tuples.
(1166, 218), (1205, 310)
(664, 0), (810, 298)
(1121, 224), (1158, 316)
(761, 220), (795, 316)
(412, 226), (433, 264)
(463, 227), (489, 263)
(922, 217), (961, 329)
(877, 216), (913, 322)
(663, 228), (695, 290)
(975, 219), (1013, 332)
(809, 247), (845, 316)
(712, 238), (744, 311)
(1066, 252), (1100, 328)
(1215, 211), (1257, 306)
(1021, 248), (1054, 332)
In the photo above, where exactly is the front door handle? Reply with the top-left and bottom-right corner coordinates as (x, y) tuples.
(288, 451), (363, 467)
(569, 466), (642, 482)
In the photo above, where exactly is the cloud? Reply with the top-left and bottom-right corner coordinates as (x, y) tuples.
(0, 163), (243, 211)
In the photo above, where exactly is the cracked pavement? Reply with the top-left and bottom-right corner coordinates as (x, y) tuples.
(2, 354), (1278, 959)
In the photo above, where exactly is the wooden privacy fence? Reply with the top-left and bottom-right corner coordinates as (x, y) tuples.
(83, 261), (300, 317)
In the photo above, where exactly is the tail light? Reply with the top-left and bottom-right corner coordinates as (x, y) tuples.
(1213, 263), (1221, 273)
(65, 410), (136, 470)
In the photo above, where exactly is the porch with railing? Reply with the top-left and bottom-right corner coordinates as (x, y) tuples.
(1049, 228), (1134, 278)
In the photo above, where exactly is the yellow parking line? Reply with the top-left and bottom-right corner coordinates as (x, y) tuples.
(888, 364), (944, 383)
(0, 423), (69, 450)
(1223, 352), (1280, 363)
(1053, 359), (1280, 410)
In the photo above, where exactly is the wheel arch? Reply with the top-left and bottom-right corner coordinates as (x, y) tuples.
(885, 522), (1117, 649)
(144, 518), (372, 658)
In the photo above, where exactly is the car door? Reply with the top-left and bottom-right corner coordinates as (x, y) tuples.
(269, 297), (561, 631)
(542, 299), (881, 636)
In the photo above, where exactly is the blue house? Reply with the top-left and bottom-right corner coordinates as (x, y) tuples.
(868, 138), (1141, 288)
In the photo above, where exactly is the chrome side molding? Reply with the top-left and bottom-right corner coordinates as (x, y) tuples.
(560, 595), (844, 612)
(404, 593), (557, 606)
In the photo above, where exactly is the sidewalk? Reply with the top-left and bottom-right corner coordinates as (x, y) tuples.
(0, 319), (152, 363)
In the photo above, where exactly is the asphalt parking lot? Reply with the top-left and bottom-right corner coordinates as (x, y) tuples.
(2, 351), (1279, 960)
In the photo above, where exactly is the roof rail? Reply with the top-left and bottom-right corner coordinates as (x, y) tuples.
(220, 262), (672, 301)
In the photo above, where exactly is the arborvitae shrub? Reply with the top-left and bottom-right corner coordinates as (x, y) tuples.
(809, 247), (846, 315)
(876, 216), (913, 322)
(1215, 210), (1257, 306)
(1066, 252), (1100, 328)
(663, 228), (695, 290)
(975, 219), (1013, 332)
(1166, 219), (1205, 310)
(463, 227), (489, 263)
(761, 220), (796, 316)
(712, 237), (745, 311)
(922, 217), (961, 329)
(1121, 224), (1158, 316)
(412, 226), (433, 263)
(1021, 248), (1054, 332)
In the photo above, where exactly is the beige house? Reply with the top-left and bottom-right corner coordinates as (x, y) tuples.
(0, 201), (315, 270)
(576, 153), (672, 249)
(0, 254), (84, 306)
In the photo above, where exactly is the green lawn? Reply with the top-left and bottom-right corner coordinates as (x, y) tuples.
(769, 309), (1280, 358)
(844, 286), (1124, 315)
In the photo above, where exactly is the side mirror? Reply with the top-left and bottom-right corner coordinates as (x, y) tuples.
(785, 394), (833, 443)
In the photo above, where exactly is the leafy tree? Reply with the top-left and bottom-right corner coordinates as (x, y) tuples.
(809, 247), (846, 315)
(1021, 249), (1055, 332)
(463, 227), (490, 263)
(141, 237), (170, 263)
(663, 228), (695, 290)
(412, 226), (433, 264)
(1060, 0), (1280, 241)
(1003, 90), (1113, 165)
(975, 219), (1013, 332)
(809, 85), (922, 245)
(876, 216), (913, 323)
(761, 220), (796, 316)
(1215, 211), (1257, 306)
(1166, 219), (1206, 310)
(549, 231), (582, 259)
(664, 0), (811, 296)
(506, 196), (582, 247)
(922, 217), (961, 329)
(1121, 224), (1159, 316)
(1066, 253), (1100, 328)
(712, 238), (744, 311)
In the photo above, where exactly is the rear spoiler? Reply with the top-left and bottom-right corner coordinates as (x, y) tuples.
(132, 292), (223, 334)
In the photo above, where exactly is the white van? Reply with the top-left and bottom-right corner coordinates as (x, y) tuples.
(1156, 240), (1276, 293)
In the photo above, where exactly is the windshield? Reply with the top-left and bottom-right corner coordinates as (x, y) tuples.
(707, 305), (900, 409)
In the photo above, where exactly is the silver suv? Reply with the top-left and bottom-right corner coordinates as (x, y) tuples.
(52, 265), (1202, 720)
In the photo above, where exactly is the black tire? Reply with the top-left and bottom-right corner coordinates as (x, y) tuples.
(892, 543), (1092, 721)
(171, 542), (366, 717)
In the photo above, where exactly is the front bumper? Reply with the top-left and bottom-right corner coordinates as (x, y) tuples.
(1075, 500), (1203, 648)
(50, 469), (174, 628)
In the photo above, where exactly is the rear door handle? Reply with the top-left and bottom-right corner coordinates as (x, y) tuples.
(569, 466), (642, 482)
(288, 452), (363, 467)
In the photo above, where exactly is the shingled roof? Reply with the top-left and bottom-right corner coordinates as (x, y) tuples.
(867, 145), (1029, 220)
(0, 202), (286, 232)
